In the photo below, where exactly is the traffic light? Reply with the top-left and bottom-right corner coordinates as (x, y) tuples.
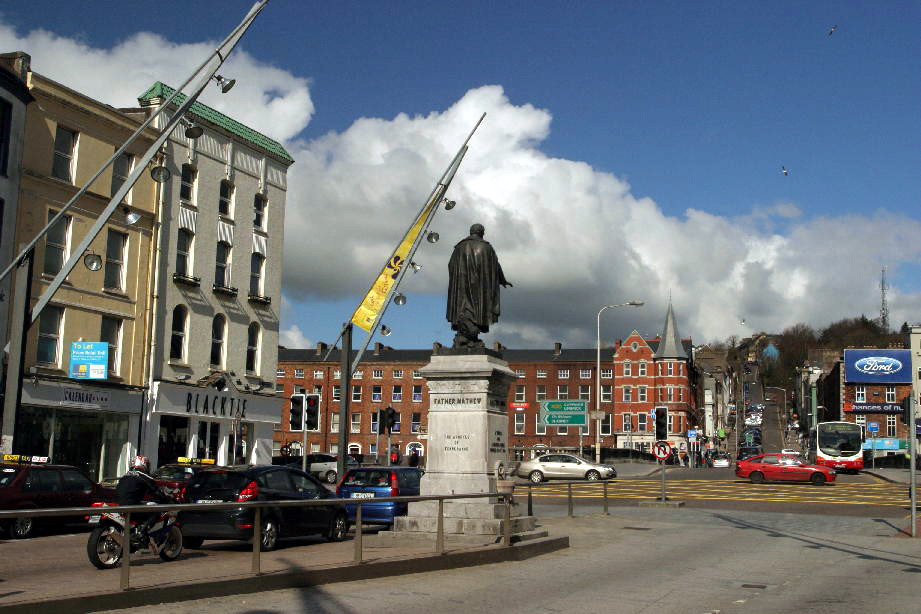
(304, 394), (320, 431)
(654, 406), (668, 440)
(900, 395), (912, 424)
(289, 394), (305, 431)
(382, 406), (398, 433)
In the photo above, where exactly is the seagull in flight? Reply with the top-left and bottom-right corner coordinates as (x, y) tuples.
(828, 25), (837, 36)
(782, 166), (789, 176)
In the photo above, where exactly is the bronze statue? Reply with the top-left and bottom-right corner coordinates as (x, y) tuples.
(446, 224), (512, 348)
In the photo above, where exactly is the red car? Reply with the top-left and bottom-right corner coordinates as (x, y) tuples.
(151, 457), (219, 502)
(735, 453), (836, 485)
(0, 455), (116, 538)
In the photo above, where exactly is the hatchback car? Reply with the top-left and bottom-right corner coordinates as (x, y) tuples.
(516, 454), (616, 483)
(735, 453), (835, 485)
(337, 466), (423, 526)
(711, 453), (732, 468)
(278, 453), (360, 484)
(179, 465), (348, 550)
(0, 455), (116, 538)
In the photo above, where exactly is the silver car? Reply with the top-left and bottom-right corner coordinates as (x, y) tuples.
(516, 454), (616, 483)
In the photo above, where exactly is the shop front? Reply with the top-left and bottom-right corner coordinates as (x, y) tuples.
(144, 381), (283, 469)
(15, 378), (144, 482)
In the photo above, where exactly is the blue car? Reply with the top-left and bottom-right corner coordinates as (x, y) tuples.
(337, 466), (422, 526)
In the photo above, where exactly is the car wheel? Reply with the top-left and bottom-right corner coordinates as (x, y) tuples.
(529, 470), (544, 484)
(585, 470), (601, 481)
(749, 471), (765, 484)
(326, 513), (348, 542)
(260, 518), (280, 551)
(10, 517), (33, 539)
(325, 470), (338, 484)
(810, 473), (827, 486)
(183, 536), (205, 549)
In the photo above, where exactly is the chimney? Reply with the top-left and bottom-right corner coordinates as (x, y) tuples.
(432, 342), (443, 355)
(493, 341), (505, 351)
(0, 51), (31, 83)
(553, 342), (562, 356)
(374, 342), (384, 356)
(315, 342), (328, 356)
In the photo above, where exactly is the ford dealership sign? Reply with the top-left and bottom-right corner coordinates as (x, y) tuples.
(845, 349), (912, 383)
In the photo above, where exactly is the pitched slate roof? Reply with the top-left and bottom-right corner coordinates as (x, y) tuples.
(137, 82), (294, 164)
(653, 300), (688, 359)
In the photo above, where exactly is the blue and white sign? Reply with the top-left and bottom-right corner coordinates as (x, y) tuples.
(867, 422), (879, 433)
(844, 349), (912, 384)
(69, 342), (108, 380)
(687, 429), (698, 440)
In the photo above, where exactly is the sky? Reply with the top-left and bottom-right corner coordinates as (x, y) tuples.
(2, 1), (919, 352)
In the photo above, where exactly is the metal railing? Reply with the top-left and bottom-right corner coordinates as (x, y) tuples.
(517, 479), (614, 518)
(0, 491), (513, 592)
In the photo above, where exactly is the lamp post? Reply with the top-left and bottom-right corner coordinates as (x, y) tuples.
(765, 386), (787, 418)
(595, 300), (644, 464)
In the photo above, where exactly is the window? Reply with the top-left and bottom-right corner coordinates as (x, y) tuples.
(638, 386), (647, 402)
(99, 316), (121, 375)
(658, 388), (664, 402)
(601, 385), (612, 402)
(176, 229), (194, 276)
(558, 369), (570, 379)
(536, 385), (547, 401)
(294, 369), (304, 379)
(353, 370), (363, 379)
(371, 411), (379, 434)
(180, 164), (196, 203)
(372, 369), (383, 379)
(658, 363), (663, 376)
(514, 413), (525, 434)
(246, 323), (260, 373)
(276, 368), (286, 377)
(334, 369), (341, 379)
(679, 389), (684, 402)
(332, 385), (341, 402)
(579, 385), (591, 401)
(111, 152), (133, 202)
(219, 180), (234, 216)
(667, 363), (674, 376)
(37, 306), (63, 365)
(887, 415), (896, 437)
(210, 314), (226, 367)
(516, 369), (525, 378)
(392, 411), (401, 433)
(392, 385), (403, 402)
(601, 413), (612, 435)
(0, 99), (10, 176)
(623, 413), (632, 432)
(886, 386), (896, 403)
(581, 423), (589, 436)
(393, 369), (403, 378)
(412, 370), (422, 379)
(352, 385), (362, 402)
(601, 369), (612, 379)
(855, 386), (866, 403)
(623, 362), (632, 376)
(52, 126), (77, 182)
(855, 415), (866, 437)
(411, 412), (421, 433)
(104, 229), (127, 290)
(537, 369), (547, 378)
(412, 385), (423, 402)
(557, 426), (568, 435)
(351, 413), (361, 433)
(313, 385), (322, 394)
(515, 385), (526, 402)
(580, 369), (591, 379)
(372, 385), (382, 402)
(638, 362), (647, 377)
(623, 386), (632, 402)
(535, 415), (546, 435)
(170, 305), (187, 361)
(557, 385), (568, 399)
(253, 194), (267, 230)
(313, 370), (323, 378)
(275, 383), (284, 393)
(667, 387), (674, 402)
(330, 413), (339, 433)
(638, 413), (647, 432)
(44, 210), (71, 276)
(249, 253), (265, 296)
(215, 241), (231, 288)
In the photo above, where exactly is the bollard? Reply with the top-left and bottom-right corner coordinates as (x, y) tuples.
(252, 507), (262, 574)
(603, 480), (609, 515)
(435, 498), (445, 554)
(527, 484), (533, 517)
(354, 503), (363, 563)
(503, 495), (512, 547)
(567, 482), (574, 517)
(119, 511), (131, 590)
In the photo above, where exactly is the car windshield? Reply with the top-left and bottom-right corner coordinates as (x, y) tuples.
(344, 470), (391, 487)
(0, 468), (19, 487)
(191, 471), (250, 492)
(153, 465), (195, 480)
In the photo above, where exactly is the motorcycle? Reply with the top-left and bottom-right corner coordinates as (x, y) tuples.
(86, 502), (183, 569)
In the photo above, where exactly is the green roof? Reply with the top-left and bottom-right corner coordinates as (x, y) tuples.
(138, 81), (294, 164)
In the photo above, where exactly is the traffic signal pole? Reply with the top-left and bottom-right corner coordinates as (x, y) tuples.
(911, 396), (917, 538)
(337, 323), (352, 483)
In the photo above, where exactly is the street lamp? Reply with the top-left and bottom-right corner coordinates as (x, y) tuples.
(595, 300), (644, 463)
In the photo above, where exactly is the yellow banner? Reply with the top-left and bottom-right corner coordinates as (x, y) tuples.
(351, 200), (436, 331)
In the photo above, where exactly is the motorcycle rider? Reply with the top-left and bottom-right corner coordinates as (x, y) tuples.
(116, 456), (171, 548)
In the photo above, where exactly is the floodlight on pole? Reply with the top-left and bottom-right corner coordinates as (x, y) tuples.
(82, 251), (102, 272)
(214, 74), (236, 93)
(393, 293), (407, 306)
(122, 206), (141, 225)
(181, 119), (204, 139)
(149, 165), (171, 183)
(380, 325), (392, 336)
(426, 232), (439, 244)
(410, 261), (422, 273)
(441, 198), (456, 211)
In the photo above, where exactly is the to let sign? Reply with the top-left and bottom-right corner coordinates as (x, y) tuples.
(69, 342), (108, 380)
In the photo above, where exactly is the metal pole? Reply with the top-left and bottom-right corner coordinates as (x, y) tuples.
(251, 507), (261, 574)
(567, 482), (573, 517)
(596, 307), (603, 464)
(375, 414), (381, 464)
(120, 512), (131, 590)
(602, 480), (609, 515)
(0, 250), (33, 454)
(660, 459), (666, 502)
(435, 498), (445, 554)
(354, 503), (363, 562)
(910, 397), (917, 538)
(527, 484), (533, 517)
(337, 324), (352, 481)
(503, 496), (512, 547)
(387, 431), (392, 466)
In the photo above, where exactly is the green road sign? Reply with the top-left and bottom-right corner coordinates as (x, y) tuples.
(540, 400), (589, 413)
(544, 413), (588, 426)
(540, 400), (588, 426)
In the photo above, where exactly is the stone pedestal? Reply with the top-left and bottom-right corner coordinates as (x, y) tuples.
(392, 350), (536, 536)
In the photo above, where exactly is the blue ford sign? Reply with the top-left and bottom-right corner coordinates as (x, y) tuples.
(845, 349), (911, 384)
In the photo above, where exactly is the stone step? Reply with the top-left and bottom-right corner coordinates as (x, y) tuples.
(392, 514), (537, 535)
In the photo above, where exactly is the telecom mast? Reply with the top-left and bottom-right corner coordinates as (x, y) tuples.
(880, 266), (889, 332)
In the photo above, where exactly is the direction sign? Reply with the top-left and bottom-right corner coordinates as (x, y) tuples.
(867, 422), (879, 433)
(540, 400), (588, 426)
(653, 441), (672, 459)
(544, 413), (587, 426)
(687, 429), (698, 439)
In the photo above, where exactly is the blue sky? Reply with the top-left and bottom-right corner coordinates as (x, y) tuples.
(2, 1), (920, 351)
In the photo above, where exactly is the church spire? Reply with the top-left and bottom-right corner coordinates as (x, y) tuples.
(653, 299), (687, 359)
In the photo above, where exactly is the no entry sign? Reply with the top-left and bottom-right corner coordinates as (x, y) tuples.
(653, 441), (672, 460)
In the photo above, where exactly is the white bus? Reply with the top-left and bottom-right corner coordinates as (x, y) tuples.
(807, 421), (864, 473)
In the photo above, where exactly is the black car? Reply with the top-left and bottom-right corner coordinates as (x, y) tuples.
(737, 445), (764, 460)
(179, 465), (348, 550)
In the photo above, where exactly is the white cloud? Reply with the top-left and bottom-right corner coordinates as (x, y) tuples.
(279, 324), (311, 349)
(6, 20), (921, 348)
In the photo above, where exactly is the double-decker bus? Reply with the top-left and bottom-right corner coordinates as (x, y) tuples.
(807, 421), (864, 472)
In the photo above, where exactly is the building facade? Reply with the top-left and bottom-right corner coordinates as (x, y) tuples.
(137, 82), (292, 468)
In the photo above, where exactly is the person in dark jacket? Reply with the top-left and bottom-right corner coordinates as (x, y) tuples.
(116, 456), (171, 541)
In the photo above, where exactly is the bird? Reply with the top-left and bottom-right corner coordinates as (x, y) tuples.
(781, 166), (789, 176)
(828, 25), (837, 36)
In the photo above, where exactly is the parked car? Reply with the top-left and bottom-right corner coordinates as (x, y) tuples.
(711, 452), (732, 468)
(516, 454), (616, 483)
(273, 453), (360, 484)
(179, 465), (348, 550)
(152, 457), (220, 501)
(735, 453), (836, 485)
(0, 455), (116, 538)
(337, 466), (423, 526)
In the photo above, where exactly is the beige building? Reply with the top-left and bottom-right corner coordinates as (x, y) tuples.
(2, 53), (159, 480)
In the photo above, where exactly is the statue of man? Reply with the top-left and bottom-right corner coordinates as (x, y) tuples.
(446, 224), (512, 348)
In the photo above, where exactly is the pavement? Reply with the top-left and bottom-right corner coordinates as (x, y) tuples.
(865, 467), (918, 485)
